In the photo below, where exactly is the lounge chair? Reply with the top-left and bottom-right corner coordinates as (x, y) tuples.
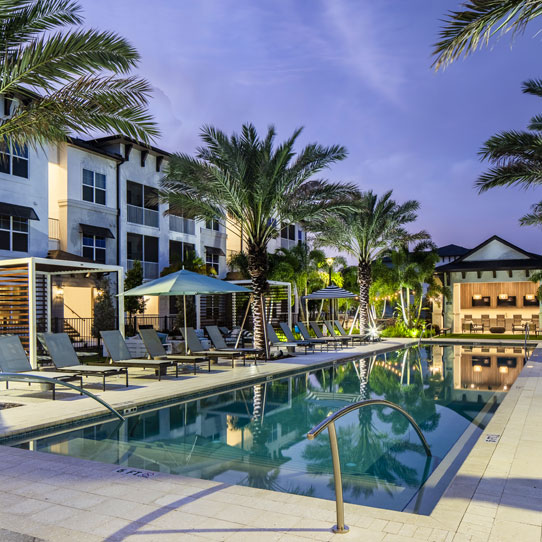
(39, 332), (128, 390)
(266, 324), (312, 354)
(530, 315), (539, 336)
(296, 321), (336, 349)
(323, 320), (357, 346)
(279, 322), (323, 351)
(0, 335), (82, 400)
(182, 327), (251, 367)
(139, 328), (211, 375)
(100, 330), (179, 380)
(333, 320), (370, 343)
(205, 326), (262, 358)
(310, 321), (349, 347)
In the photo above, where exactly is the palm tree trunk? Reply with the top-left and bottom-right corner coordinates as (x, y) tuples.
(247, 243), (268, 351)
(358, 261), (371, 332)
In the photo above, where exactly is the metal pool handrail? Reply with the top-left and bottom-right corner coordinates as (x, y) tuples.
(0, 373), (125, 421)
(525, 323), (530, 355)
(306, 399), (432, 534)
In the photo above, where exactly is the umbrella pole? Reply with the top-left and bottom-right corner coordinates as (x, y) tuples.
(260, 294), (270, 361)
(184, 295), (189, 354)
(235, 294), (252, 349)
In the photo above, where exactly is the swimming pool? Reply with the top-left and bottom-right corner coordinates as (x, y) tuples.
(11, 343), (527, 514)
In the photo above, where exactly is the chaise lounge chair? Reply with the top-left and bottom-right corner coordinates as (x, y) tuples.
(323, 321), (355, 346)
(139, 328), (211, 375)
(0, 335), (82, 400)
(279, 322), (323, 352)
(310, 321), (349, 347)
(296, 321), (335, 350)
(266, 324), (313, 354)
(100, 330), (179, 380)
(333, 320), (369, 343)
(182, 327), (252, 367)
(205, 326), (262, 359)
(39, 332), (128, 390)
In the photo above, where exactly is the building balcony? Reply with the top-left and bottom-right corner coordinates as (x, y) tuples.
(169, 215), (195, 235)
(127, 204), (159, 228)
(127, 259), (159, 280)
(48, 217), (60, 251)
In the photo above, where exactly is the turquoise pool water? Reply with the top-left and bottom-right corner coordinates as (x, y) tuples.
(13, 344), (525, 513)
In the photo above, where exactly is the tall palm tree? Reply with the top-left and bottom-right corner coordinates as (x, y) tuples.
(475, 79), (542, 224)
(161, 123), (356, 349)
(0, 0), (157, 146)
(315, 190), (428, 333)
(433, 0), (542, 70)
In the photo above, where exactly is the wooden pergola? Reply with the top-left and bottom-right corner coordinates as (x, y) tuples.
(0, 257), (124, 368)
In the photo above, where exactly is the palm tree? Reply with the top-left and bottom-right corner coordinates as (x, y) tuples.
(433, 0), (542, 70)
(315, 190), (428, 333)
(475, 79), (542, 224)
(0, 0), (157, 146)
(161, 123), (356, 349)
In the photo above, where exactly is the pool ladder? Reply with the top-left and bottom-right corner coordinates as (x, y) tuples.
(307, 399), (431, 534)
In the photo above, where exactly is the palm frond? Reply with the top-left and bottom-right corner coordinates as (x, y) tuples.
(433, 0), (542, 70)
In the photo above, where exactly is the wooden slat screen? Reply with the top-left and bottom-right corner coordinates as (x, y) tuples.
(0, 265), (29, 348)
(460, 281), (538, 309)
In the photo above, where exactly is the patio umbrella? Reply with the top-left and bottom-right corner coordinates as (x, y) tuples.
(302, 285), (358, 328)
(120, 269), (251, 353)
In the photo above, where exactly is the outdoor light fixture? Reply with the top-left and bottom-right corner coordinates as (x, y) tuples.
(473, 294), (482, 300)
(498, 293), (508, 300)
(526, 294), (535, 301)
(473, 365), (482, 373)
(55, 287), (64, 296)
(499, 366), (509, 374)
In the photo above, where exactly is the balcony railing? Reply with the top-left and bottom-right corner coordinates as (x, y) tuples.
(127, 259), (159, 280)
(169, 215), (195, 235)
(127, 204), (159, 228)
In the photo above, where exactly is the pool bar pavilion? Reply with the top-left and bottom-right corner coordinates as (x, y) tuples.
(432, 236), (542, 334)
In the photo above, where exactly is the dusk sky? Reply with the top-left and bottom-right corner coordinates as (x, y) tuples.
(83, 1), (542, 253)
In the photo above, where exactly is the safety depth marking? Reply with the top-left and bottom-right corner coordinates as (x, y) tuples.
(485, 434), (500, 443)
(115, 467), (156, 478)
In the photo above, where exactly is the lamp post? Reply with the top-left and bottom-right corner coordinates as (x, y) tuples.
(326, 257), (334, 321)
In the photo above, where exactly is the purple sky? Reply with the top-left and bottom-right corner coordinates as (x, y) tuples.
(83, 0), (542, 253)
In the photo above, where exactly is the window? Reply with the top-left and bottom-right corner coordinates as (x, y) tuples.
(82, 235), (106, 263)
(205, 219), (220, 231)
(169, 240), (195, 266)
(0, 140), (28, 178)
(206, 250), (219, 275)
(0, 215), (28, 252)
(126, 181), (158, 227)
(281, 224), (295, 240)
(82, 169), (106, 204)
(169, 209), (195, 235)
(127, 233), (159, 279)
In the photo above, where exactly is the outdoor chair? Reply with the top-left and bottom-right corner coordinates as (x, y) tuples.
(530, 315), (539, 336)
(39, 332), (128, 390)
(309, 321), (349, 347)
(333, 320), (372, 343)
(0, 335), (82, 400)
(481, 314), (490, 331)
(205, 326), (262, 358)
(324, 320), (360, 345)
(181, 327), (252, 367)
(279, 322), (323, 351)
(266, 324), (313, 354)
(462, 315), (474, 333)
(296, 321), (336, 349)
(496, 314), (506, 329)
(512, 314), (525, 334)
(138, 328), (211, 375)
(100, 330), (179, 380)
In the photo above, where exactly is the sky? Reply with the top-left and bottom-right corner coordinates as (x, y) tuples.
(82, 0), (542, 253)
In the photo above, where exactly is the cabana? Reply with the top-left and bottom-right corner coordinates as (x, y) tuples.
(302, 285), (358, 326)
(0, 257), (124, 368)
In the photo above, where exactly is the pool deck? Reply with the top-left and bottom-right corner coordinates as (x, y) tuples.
(0, 338), (540, 541)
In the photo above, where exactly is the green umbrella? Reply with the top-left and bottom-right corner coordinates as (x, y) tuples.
(120, 269), (251, 353)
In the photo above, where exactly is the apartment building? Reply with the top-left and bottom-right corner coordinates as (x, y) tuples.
(0, 132), (227, 319)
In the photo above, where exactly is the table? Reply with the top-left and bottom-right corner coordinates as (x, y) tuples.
(489, 326), (506, 334)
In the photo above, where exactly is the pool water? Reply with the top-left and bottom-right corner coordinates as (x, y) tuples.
(13, 344), (526, 513)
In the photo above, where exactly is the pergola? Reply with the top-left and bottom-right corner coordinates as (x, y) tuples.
(0, 257), (124, 368)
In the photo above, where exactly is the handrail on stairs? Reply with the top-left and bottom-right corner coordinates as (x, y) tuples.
(0, 373), (125, 421)
(306, 399), (432, 534)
